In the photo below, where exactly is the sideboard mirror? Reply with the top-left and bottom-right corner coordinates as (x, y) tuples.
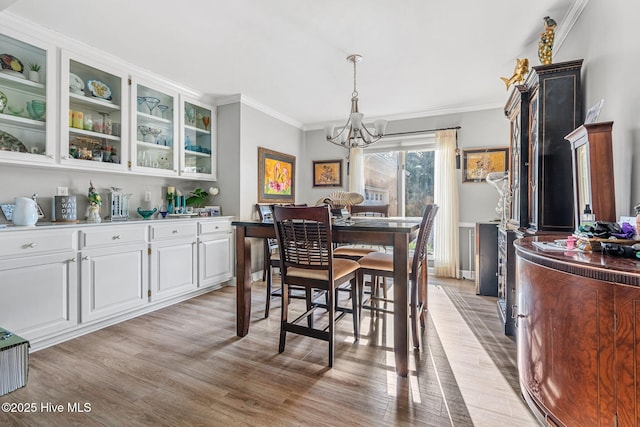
(565, 121), (616, 228)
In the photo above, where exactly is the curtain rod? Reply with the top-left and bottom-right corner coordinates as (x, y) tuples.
(384, 126), (461, 138)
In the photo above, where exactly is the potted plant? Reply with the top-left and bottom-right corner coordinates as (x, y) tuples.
(28, 63), (40, 83)
(186, 187), (219, 212)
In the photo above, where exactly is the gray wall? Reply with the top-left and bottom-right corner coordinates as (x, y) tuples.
(302, 108), (508, 224)
(553, 0), (640, 216)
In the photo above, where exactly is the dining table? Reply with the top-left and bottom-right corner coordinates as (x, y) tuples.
(232, 216), (421, 377)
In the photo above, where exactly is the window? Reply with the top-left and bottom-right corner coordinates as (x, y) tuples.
(363, 148), (435, 217)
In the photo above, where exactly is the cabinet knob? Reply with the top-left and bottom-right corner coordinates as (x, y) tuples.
(82, 256), (90, 261)
(62, 155), (69, 160)
(172, 230), (179, 234)
(46, 154), (54, 159)
(112, 235), (121, 240)
(69, 257), (76, 263)
(25, 242), (36, 248)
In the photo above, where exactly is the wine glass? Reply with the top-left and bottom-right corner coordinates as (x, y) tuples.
(137, 125), (150, 142)
(157, 104), (169, 120)
(202, 116), (210, 131)
(143, 97), (160, 116)
(148, 128), (163, 144)
(136, 96), (145, 112)
(185, 105), (196, 126)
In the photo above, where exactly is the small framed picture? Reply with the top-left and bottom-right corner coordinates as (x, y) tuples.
(463, 147), (509, 182)
(584, 99), (604, 124)
(312, 159), (343, 187)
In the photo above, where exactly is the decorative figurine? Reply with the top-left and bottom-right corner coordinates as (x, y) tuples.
(538, 16), (557, 65)
(500, 58), (529, 90)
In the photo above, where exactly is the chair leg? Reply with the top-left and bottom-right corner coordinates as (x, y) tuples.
(279, 282), (289, 353)
(419, 261), (428, 328)
(306, 288), (313, 328)
(410, 279), (420, 349)
(328, 285), (334, 368)
(351, 277), (359, 340)
(265, 264), (272, 318)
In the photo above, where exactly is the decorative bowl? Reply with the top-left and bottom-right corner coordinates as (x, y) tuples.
(137, 207), (157, 219)
(7, 105), (24, 116)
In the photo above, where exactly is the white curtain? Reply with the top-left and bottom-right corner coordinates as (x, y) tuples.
(433, 129), (460, 278)
(348, 148), (364, 195)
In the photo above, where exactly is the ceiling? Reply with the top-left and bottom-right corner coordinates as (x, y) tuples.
(4, 0), (578, 129)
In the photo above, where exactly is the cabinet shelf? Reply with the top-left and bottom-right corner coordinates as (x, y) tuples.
(69, 127), (120, 141)
(185, 150), (211, 158)
(184, 124), (211, 135)
(0, 72), (45, 95)
(137, 140), (172, 151)
(69, 92), (120, 111)
(137, 111), (171, 125)
(0, 112), (45, 130)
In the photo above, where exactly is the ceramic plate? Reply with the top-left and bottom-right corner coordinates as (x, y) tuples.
(69, 73), (84, 93)
(0, 130), (27, 152)
(86, 79), (112, 100)
(0, 54), (24, 74)
(0, 90), (6, 113)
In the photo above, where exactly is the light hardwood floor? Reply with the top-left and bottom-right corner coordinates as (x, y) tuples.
(0, 278), (537, 426)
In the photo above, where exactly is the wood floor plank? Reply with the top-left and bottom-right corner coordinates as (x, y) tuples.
(0, 278), (527, 426)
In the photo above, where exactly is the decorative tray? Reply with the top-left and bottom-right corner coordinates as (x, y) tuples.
(86, 79), (112, 100)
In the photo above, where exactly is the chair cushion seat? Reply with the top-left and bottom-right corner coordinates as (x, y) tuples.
(333, 246), (379, 257)
(287, 258), (360, 281)
(357, 251), (412, 273)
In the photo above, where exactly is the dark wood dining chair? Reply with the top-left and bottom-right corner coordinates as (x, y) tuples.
(256, 204), (280, 318)
(356, 204), (438, 349)
(272, 205), (361, 367)
(333, 204), (390, 260)
(349, 203), (389, 217)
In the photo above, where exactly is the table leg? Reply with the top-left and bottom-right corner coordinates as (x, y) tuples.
(236, 226), (252, 336)
(393, 233), (409, 377)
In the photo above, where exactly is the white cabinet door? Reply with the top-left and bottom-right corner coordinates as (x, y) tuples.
(179, 96), (216, 179)
(0, 252), (78, 340)
(0, 29), (56, 165)
(80, 243), (148, 323)
(150, 237), (197, 301)
(198, 234), (232, 288)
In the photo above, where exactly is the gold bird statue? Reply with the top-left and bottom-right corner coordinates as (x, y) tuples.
(500, 58), (529, 90)
(538, 16), (557, 65)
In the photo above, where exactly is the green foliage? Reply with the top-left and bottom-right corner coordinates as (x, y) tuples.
(185, 188), (209, 208)
(29, 63), (41, 72)
(405, 151), (435, 217)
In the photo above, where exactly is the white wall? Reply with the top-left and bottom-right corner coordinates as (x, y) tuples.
(553, 0), (640, 216)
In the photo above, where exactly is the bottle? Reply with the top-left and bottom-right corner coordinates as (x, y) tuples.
(580, 204), (596, 231)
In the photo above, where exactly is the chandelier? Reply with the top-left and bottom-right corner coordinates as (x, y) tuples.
(325, 54), (387, 149)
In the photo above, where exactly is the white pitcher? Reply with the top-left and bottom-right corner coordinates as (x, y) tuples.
(13, 197), (38, 226)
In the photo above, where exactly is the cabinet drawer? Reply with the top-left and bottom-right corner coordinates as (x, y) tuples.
(150, 222), (197, 240)
(81, 225), (147, 249)
(199, 220), (231, 235)
(0, 228), (77, 258)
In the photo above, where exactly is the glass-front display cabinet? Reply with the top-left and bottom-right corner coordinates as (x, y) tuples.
(59, 49), (129, 171)
(130, 77), (178, 176)
(0, 30), (56, 165)
(180, 96), (215, 179)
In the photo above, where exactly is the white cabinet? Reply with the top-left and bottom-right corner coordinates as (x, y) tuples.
(130, 76), (179, 176)
(59, 49), (129, 171)
(149, 222), (198, 301)
(198, 219), (233, 287)
(79, 226), (148, 323)
(0, 228), (78, 341)
(179, 96), (216, 179)
(0, 29), (56, 165)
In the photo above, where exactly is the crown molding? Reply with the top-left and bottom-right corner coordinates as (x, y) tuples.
(216, 94), (304, 130)
(554, 0), (589, 53)
(304, 102), (503, 131)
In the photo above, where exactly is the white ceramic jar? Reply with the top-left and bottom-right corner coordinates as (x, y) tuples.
(13, 197), (38, 226)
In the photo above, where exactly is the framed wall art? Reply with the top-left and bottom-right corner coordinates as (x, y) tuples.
(258, 147), (296, 203)
(312, 159), (343, 187)
(463, 147), (509, 182)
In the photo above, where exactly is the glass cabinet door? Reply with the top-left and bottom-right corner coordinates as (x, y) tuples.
(130, 77), (178, 176)
(60, 49), (128, 171)
(0, 30), (55, 164)
(180, 96), (215, 179)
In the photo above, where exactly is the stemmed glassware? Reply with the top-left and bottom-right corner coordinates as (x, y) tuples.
(136, 96), (145, 113)
(148, 128), (163, 144)
(137, 125), (150, 142)
(157, 104), (169, 120)
(202, 116), (210, 131)
(143, 96), (160, 116)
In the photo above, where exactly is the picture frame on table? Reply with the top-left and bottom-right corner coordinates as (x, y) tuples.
(258, 147), (296, 203)
(463, 147), (509, 182)
(312, 159), (343, 187)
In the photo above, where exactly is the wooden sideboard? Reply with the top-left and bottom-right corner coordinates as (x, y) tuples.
(515, 236), (640, 426)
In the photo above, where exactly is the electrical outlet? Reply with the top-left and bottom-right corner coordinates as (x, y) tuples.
(144, 191), (152, 202)
(57, 186), (69, 196)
